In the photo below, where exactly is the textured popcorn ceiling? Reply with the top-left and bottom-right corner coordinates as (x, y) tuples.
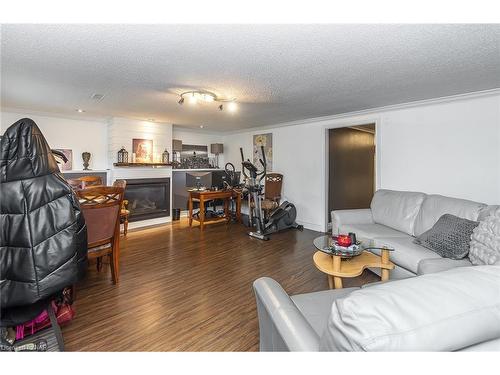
(1, 24), (499, 131)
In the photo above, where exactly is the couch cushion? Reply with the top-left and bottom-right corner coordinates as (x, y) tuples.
(370, 190), (426, 236)
(469, 207), (500, 265)
(339, 223), (408, 240)
(414, 214), (479, 260)
(413, 194), (486, 237)
(372, 236), (441, 274)
(319, 265), (500, 351)
(478, 205), (500, 221)
(461, 338), (500, 352)
(417, 257), (473, 275)
(291, 287), (358, 336)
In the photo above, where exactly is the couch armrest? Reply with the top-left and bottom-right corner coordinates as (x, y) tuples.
(331, 209), (374, 234)
(417, 258), (473, 275)
(253, 277), (320, 352)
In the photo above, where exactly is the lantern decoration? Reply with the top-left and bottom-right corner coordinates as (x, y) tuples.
(162, 149), (170, 164)
(117, 146), (129, 164)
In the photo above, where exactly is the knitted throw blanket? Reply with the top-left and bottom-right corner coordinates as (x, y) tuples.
(469, 207), (500, 265)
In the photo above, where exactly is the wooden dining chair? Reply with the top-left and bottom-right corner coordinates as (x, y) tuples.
(66, 178), (83, 191)
(77, 186), (124, 284)
(113, 179), (130, 236)
(77, 175), (103, 189)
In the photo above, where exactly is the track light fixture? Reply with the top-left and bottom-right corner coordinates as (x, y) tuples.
(177, 90), (237, 113)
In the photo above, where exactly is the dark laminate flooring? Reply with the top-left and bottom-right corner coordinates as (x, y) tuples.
(62, 219), (378, 351)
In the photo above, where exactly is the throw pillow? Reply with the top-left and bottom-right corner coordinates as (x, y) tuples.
(469, 207), (500, 265)
(413, 214), (479, 259)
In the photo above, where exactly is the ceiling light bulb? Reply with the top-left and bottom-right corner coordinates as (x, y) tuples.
(76, 109), (85, 113)
(200, 125), (204, 128)
(204, 94), (214, 103)
(189, 93), (198, 104)
(227, 102), (237, 113)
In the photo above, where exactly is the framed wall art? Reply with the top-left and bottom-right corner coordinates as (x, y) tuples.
(132, 138), (153, 163)
(54, 148), (73, 171)
(253, 133), (273, 171)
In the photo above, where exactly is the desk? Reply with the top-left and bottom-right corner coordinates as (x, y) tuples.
(172, 169), (224, 210)
(188, 189), (241, 230)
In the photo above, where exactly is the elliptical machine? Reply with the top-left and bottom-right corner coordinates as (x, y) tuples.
(240, 146), (303, 240)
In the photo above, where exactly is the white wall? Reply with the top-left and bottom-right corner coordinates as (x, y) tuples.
(1, 111), (108, 170)
(224, 93), (500, 232)
(378, 96), (500, 202)
(172, 127), (226, 166)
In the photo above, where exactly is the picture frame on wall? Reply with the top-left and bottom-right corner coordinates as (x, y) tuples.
(54, 148), (73, 171)
(133, 138), (153, 163)
(253, 133), (273, 172)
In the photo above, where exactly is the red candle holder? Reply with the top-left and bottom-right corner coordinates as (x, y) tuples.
(337, 235), (352, 247)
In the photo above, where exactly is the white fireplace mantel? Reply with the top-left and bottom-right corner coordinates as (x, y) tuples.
(107, 117), (174, 229)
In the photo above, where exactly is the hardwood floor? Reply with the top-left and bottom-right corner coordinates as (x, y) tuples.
(62, 219), (378, 351)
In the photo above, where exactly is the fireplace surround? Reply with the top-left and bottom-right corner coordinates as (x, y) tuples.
(124, 178), (170, 222)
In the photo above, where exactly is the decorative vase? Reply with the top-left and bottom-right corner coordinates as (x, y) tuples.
(82, 152), (91, 170)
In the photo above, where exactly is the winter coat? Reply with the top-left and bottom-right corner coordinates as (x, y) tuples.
(0, 118), (87, 325)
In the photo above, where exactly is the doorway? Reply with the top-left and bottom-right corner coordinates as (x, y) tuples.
(328, 124), (375, 223)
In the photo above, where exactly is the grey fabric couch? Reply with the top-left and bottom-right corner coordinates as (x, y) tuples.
(331, 189), (498, 278)
(254, 266), (500, 351)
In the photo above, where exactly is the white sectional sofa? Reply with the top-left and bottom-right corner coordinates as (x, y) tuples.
(253, 189), (500, 351)
(331, 189), (498, 278)
(253, 266), (500, 351)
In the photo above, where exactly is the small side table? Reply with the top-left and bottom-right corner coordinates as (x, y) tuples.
(188, 189), (242, 231)
(312, 235), (395, 289)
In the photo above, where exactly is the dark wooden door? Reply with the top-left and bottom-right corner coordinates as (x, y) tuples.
(328, 126), (375, 217)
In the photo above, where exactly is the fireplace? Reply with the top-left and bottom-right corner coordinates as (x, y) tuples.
(124, 178), (170, 222)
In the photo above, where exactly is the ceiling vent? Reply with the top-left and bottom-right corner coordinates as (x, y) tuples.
(90, 93), (105, 101)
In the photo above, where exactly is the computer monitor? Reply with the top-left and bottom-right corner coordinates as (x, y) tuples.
(186, 171), (212, 189)
(231, 171), (242, 187)
(212, 170), (241, 189)
(211, 170), (225, 189)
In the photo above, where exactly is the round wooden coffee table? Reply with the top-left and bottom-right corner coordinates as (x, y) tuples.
(313, 235), (395, 289)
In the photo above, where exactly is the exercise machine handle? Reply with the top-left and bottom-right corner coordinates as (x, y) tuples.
(257, 145), (267, 184)
(260, 145), (266, 166)
(240, 147), (249, 178)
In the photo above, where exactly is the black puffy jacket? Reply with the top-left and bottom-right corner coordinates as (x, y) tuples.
(0, 119), (88, 325)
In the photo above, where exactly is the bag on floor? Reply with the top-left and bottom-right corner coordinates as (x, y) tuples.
(15, 290), (75, 340)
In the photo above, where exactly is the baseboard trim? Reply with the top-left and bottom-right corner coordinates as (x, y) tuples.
(296, 220), (323, 233)
(128, 216), (171, 230)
